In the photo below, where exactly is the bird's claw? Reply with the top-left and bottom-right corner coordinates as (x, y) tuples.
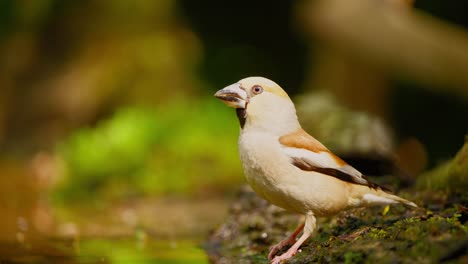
(268, 240), (292, 260)
(270, 249), (298, 264)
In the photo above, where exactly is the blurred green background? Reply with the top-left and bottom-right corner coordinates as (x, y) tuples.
(0, 0), (467, 263)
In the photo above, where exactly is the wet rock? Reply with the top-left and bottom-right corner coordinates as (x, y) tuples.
(206, 186), (468, 263)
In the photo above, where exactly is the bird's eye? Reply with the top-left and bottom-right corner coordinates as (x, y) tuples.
(252, 85), (263, 95)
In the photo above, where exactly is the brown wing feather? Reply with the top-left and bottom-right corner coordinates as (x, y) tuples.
(279, 129), (346, 166)
(279, 129), (328, 152)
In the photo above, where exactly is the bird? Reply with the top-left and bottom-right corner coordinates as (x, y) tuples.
(214, 77), (417, 264)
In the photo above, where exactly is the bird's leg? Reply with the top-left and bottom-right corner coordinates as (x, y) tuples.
(271, 212), (316, 264)
(268, 222), (305, 260)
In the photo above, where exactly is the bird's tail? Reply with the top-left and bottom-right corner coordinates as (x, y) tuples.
(362, 188), (418, 208)
(384, 192), (418, 207)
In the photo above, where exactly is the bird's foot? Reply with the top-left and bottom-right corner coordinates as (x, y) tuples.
(268, 239), (293, 260)
(270, 248), (298, 264)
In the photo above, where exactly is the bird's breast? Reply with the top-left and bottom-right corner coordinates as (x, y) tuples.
(238, 132), (304, 212)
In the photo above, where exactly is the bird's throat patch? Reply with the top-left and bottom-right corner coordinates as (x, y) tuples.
(236, 108), (246, 128)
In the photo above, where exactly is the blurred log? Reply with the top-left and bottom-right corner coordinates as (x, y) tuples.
(298, 0), (414, 120)
(302, 46), (392, 119)
(302, 0), (468, 98)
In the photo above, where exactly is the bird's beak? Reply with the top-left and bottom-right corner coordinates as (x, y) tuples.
(214, 83), (248, 109)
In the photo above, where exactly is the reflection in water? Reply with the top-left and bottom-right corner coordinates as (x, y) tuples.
(2, 237), (209, 263)
(79, 238), (209, 264)
(0, 160), (221, 263)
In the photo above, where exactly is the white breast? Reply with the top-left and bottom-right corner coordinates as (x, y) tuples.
(238, 131), (317, 213)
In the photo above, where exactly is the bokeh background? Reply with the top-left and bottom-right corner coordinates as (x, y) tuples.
(0, 0), (467, 263)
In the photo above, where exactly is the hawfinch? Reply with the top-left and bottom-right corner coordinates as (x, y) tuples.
(214, 77), (417, 264)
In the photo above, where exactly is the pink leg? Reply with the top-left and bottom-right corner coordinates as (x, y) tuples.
(268, 222), (305, 260)
(271, 212), (316, 264)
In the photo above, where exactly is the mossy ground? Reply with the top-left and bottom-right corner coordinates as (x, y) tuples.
(206, 187), (467, 263)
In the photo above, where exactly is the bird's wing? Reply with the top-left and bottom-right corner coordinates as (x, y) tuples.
(279, 129), (388, 190)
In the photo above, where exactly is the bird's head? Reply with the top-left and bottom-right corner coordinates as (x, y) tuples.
(214, 77), (300, 134)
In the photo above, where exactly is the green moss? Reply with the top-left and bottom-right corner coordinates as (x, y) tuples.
(343, 251), (365, 264)
(368, 227), (389, 239)
(207, 189), (468, 263)
(417, 138), (468, 192)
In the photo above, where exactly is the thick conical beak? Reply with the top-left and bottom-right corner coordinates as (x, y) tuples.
(214, 83), (248, 109)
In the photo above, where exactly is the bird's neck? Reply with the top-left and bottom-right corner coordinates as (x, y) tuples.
(242, 108), (301, 136)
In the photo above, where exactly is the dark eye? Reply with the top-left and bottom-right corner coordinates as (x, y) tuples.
(252, 85), (263, 95)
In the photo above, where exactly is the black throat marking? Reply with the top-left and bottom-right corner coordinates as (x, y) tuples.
(236, 108), (247, 129)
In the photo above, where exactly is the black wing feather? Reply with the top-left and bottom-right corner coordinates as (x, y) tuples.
(290, 157), (391, 192)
